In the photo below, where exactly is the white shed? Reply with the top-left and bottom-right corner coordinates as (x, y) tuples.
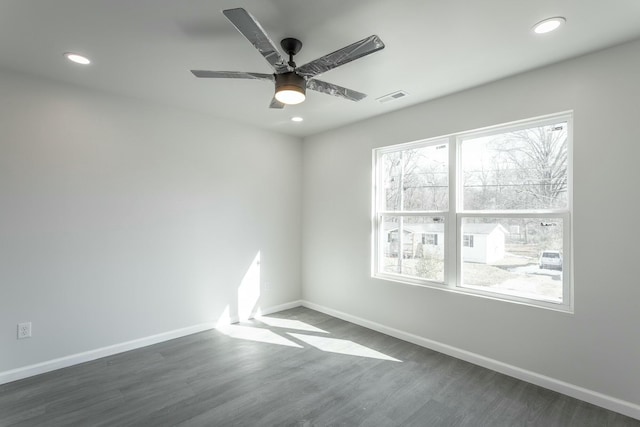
(462, 223), (508, 264)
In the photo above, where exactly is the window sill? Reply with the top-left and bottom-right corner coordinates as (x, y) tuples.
(372, 273), (574, 314)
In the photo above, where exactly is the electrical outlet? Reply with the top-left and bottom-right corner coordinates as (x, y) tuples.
(17, 322), (32, 339)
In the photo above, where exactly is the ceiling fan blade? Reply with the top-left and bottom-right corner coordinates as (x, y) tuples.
(222, 8), (291, 74)
(307, 79), (367, 102)
(269, 97), (286, 109)
(191, 70), (274, 82)
(296, 35), (385, 79)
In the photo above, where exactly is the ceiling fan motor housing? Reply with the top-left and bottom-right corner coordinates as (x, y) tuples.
(275, 72), (306, 96)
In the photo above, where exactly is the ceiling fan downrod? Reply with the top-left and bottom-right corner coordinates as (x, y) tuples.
(280, 37), (302, 69)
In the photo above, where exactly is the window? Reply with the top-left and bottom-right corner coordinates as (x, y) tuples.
(376, 141), (448, 283)
(373, 113), (572, 311)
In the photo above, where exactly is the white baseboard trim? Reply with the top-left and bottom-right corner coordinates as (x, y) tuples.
(0, 322), (215, 386)
(301, 300), (640, 421)
(0, 300), (303, 386)
(255, 300), (303, 318)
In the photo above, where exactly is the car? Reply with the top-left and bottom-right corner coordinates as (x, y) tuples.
(539, 250), (562, 270)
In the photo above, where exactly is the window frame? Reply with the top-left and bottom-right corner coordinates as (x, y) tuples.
(372, 112), (573, 312)
(373, 138), (450, 287)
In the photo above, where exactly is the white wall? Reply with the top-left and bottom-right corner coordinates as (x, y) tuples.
(302, 38), (640, 408)
(0, 70), (302, 373)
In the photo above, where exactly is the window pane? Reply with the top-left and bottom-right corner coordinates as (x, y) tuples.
(383, 151), (402, 210)
(381, 216), (445, 282)
(460, 217), (564, 303)
(461, 122), (568, 210)
(381, 142), (448, 211)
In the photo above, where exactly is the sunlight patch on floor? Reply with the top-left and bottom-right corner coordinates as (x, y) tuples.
(256, 316), (329, 334)
(219, 324), (303, 348)
(288, 333), (401, 362)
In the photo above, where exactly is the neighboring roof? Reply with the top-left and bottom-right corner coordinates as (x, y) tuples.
(387, 223), (444, 234)
(464, 223), (509, 235)
(385, 223), (508, 235)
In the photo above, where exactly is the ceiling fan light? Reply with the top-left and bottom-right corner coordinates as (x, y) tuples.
(275, 88), (305, 105)
(275, 72), (306, 105)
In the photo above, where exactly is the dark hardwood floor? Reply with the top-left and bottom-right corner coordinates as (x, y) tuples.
(1, 307), (638, 426)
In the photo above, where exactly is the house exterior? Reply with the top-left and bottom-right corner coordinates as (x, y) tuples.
(385, 223), (444, 259)
(461, 223), (508, 264)
(385, 222), (507, 264)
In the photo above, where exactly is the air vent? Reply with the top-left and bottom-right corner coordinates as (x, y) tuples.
(376, 90), (409, 104)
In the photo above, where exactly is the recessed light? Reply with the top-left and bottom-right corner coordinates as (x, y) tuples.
(291, 117), (304, 122)
(533, 17), (566, 34)
(64, 52), (91, 65)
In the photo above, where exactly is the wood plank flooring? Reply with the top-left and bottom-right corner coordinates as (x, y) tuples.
(1, 307), (638, 426)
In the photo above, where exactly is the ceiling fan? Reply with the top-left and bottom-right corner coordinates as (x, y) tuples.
(191, 8), (385, 108)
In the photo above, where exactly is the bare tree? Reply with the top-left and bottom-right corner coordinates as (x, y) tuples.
(384, 147), (448, 213)
(492, 124), (568, 209)
(384, 150), (421, 212)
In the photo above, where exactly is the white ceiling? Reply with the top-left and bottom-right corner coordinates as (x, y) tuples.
(1, 0), (640, 137)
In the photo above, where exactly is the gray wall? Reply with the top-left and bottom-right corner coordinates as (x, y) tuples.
(302, 39), (640, 405)
(0, 70), (302, 372)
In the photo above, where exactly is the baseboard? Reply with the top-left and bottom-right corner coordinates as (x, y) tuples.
(0, 300), (303, 386)
(255, 300), (303, 317)
(301, 300), (640, 421)
(0, 322), (215, 386)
